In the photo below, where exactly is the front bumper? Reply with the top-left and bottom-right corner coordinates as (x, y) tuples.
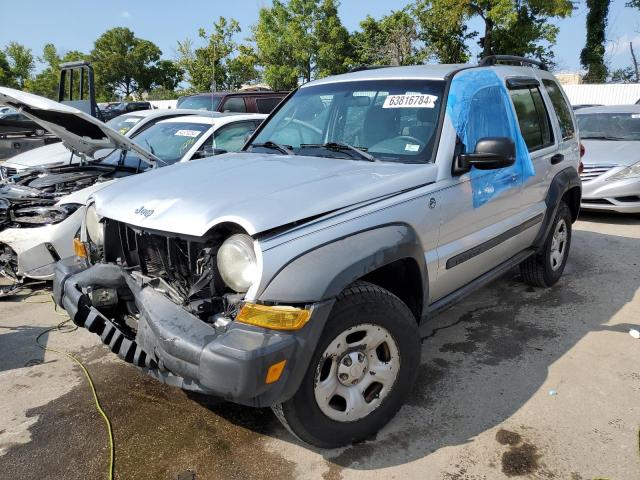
(581, 175), (640, 213)
(0, 208), (83, 279)
(53, 258), (333, 407)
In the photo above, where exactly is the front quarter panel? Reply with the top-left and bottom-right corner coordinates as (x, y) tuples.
(258, 224), (426, 304)
(252, 181), (443, 310)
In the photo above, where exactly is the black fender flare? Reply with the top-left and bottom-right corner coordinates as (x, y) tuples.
(533, 167), (581, 249)
(259, 223), (428, 308)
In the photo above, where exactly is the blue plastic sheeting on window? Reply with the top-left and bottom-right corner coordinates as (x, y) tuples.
(446, 69), (535, 208)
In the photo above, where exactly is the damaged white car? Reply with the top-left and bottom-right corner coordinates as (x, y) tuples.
(0, 87), (266, 294)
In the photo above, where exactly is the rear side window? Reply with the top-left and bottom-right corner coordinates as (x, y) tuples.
(221, 97), (247, 113)
(542, 79), (575, 140)
(214, 121), (257, 151)
(509, 87), (553, 151)
(255, 97), (283, 113)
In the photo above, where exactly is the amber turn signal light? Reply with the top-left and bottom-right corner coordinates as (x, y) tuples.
(236, 303), (311, 331)
(265, 360), (287, 384)
(73, 238), (87, 258)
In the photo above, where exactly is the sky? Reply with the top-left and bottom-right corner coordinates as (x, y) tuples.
(0, 0), (639, 74)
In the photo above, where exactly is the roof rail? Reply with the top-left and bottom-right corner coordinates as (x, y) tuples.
(478, 55), (547, 71)
(348, 65), (393, 73)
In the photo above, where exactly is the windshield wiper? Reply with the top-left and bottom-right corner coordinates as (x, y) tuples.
(250, 141), (293, 155)
(581, 135), (627, 141)
(144, 139), (156, 156)
(299, 142), (377, 162)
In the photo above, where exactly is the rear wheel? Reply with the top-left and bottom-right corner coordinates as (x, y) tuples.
(272, 282), (419, 448)
(520, 201), (572, 287)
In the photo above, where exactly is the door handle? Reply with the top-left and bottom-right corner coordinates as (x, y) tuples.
(550, 153), (564, 165)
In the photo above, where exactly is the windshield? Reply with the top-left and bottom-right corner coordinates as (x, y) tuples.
(577, 112), (640, 141)
(101, 121), (210, 169)
(106, 114), (144, 135)
(177, 95), (222, 111)
(249, 79), (445, 163)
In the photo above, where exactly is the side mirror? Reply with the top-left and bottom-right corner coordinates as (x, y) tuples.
(456, 137), (515, 172)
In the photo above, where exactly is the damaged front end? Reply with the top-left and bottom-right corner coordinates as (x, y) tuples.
(0, 242), (20, 296)
(98, 219), (245, 327)
(0, 184), (82, 294)
(54, 214), (332, 406)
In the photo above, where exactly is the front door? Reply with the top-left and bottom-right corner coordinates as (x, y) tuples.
(430, 69), (537, 301)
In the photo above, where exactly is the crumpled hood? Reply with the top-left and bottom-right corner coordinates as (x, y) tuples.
(581, 140), (640, 167)
(92, 152), (436, 236)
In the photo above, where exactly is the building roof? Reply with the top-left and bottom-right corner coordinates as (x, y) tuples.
(562, 84), (640, 106)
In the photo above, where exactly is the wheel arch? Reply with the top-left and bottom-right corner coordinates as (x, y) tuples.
(533, 167), (581, 249)
(258, 223), (428, 320)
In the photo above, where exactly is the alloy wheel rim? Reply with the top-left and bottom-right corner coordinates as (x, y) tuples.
(550, 219), (568, 271)
(313, 323), (400, 422)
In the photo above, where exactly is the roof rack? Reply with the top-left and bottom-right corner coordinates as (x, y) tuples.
(348, 65), (393, 73)
(478, 55), (547, 71)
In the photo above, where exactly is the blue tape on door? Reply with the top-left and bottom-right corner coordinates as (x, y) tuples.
(446, 69), (535, 208)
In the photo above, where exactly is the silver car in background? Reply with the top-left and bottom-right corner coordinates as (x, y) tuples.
(576, 105), (640, 213)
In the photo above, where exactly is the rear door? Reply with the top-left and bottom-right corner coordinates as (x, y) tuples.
(507, 78), (558, 220)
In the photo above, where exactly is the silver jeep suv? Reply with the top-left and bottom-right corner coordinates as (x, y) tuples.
(53, 56), (581, 448)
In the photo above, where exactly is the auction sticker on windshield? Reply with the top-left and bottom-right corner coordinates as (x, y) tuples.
(175, 129), (202, 137)
(383, 94), (438, 109)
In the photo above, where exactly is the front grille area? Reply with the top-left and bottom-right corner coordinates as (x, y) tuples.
(105, 220), (227, 308)
(580, 165), (615, 182)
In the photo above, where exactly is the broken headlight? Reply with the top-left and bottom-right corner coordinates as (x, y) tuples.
(217, 233), (258, 293)
(85, 204), (104, 247)
(11, 203), (81, 227)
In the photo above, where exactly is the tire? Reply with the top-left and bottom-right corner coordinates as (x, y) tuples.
(272, 282), (420, 448)
(520, 201), (572, 287)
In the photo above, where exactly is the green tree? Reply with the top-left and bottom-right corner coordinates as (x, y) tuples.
(609, 67), (636, 83)
(177, 17), (257, 91)
(417, 0), (572, 64)
(254, 0), (351, 90)
(414, 0), (473, 63)
(580, 0), (611, 83)
(91, 27), (172, 98)
(4, 42), (35, 89)
(0, 50), (16, 88)
(351, 10), (420, 67)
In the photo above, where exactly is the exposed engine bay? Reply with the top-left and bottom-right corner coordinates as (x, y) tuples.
(97, 219), (244, 332)
(0, 163), (138, 229)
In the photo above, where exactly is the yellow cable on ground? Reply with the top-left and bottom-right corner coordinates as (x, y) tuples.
(25, 292), (116, 480)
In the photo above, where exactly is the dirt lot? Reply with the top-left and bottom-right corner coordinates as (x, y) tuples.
(0, 212), (638, 480)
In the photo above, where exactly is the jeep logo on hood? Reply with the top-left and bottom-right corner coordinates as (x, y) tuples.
(134, 206), (154, 218)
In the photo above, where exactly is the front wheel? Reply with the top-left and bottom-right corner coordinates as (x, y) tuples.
(272, 282), (420, 448)
(520, 201), (572, 287)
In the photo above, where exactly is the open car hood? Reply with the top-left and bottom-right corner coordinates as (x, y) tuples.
(0, 87), (159, 167)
